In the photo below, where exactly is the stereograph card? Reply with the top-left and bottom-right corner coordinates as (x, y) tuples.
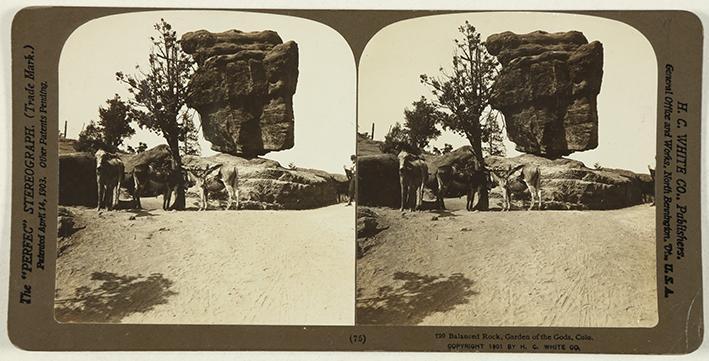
(7, 7), (704, 354)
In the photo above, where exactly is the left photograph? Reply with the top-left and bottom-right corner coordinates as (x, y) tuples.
(55, 11), (356, 325)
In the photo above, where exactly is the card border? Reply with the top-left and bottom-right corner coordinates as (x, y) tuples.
(8, 7), (704, 353)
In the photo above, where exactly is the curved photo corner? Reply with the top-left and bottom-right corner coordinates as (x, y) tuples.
(356, 11), (659, 328)
(56, 10), (356, 326)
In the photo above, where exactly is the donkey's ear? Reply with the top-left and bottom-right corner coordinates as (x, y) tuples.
(207, 163), (223, 174)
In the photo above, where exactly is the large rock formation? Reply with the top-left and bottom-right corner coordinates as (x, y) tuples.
(58, 142), (341, 210)
(486, 31), (603, 157)
(354, 137), (653, 210)
(356, 136), (483, 207)
(423, 146), (484, 198)
(357, 154), (401, 208)
(181, 29), (298, 157)
(183, 153), (339, 210)
(59, 152), (98, 207)
(486, 154), (653, 210)
(58, 145), (180, 207)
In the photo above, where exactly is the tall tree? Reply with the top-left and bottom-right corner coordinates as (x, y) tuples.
(403, 97), (442, 151)
(116, 18), (195, 209)
(420, 21), (501, 209)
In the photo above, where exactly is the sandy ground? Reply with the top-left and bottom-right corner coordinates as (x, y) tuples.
(356, 198), (658, 327)
(55, 197), (355, 325)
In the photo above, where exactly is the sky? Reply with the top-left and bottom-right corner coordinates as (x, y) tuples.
(358, 12), (657, 173)
(59, 10), (356, 174)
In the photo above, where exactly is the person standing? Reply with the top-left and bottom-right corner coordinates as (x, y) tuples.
(344, 155), (356, 206)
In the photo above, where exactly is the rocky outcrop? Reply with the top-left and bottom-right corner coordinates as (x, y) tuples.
(356, 207), (387, 259)
(59, 145), (176, 206)
(486, 154), (653, 210)
(486, 31), (603, 158)
(120, 145), (175, 197)
(59, 143), (340, 210)
(357, 136), (488, 206)
(59, 152), (98, 207)
(183, 153), (339, 210)
(423, 146), (485, 198)
(357, 154), (401, 208)
(181, 29), (298, 157)
(355, 134), (651, 210)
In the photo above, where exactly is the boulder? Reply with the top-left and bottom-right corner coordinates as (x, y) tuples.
(423, 146), (484, 198)
(58, 145), (174, 206)
(119, 144), (174, 197)
(58, 140), (340, 210)
(59, 152), (98, 207)
(183, 153), (339, 210)
(356, 207), (387, 258)
(354, 134), (651, 210)
(485, 154), (653, 210)
(356, 207), (381, 239)
(424, 146), (480, 174)
(181, 29), (298, 157)
(356, 139), (488, 206)
(356, 154), (401, 208)
(486, 31), (603, 157)
(121, 144), (172, 173)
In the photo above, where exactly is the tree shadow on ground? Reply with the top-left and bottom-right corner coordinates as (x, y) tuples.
(55, 272), (177, 323)
(356, 271), (476, 325)
(124, 208), (157, 218)
(429, 208), (459, 218)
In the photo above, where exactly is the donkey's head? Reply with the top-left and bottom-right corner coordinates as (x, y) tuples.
(186, 163), (223, 189)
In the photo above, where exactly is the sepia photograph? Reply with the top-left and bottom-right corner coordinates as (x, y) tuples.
(6, 4), (707, 355)
(356, 12), (658, 327)
(55, 10), (356, 325)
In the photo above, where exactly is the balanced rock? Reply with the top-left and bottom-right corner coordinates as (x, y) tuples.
(181, 29), (298, 157)
(486, 31), (603, 157)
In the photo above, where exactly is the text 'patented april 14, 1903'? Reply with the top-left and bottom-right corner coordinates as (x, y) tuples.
(19, 43), (50, 305)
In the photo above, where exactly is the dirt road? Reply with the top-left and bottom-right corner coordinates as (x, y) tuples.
(356, 199), (657, 327)
(55, 198), (355, 325)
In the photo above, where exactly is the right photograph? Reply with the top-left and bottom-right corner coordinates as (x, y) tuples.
(356, 12), (658, 327)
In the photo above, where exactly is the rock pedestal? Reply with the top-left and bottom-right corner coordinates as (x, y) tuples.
(58, 143), (341, 210)
(183, 153), (339, 210)
(486, 154), (653, 210)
